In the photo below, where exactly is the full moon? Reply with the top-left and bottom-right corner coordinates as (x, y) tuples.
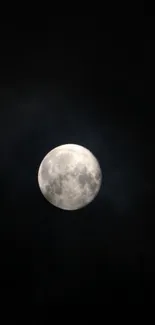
(38, 144), (102, 210)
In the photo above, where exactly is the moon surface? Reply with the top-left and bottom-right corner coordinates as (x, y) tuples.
(38, 144), (102, 210)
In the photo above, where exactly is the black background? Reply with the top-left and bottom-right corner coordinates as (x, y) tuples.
(0, 14), (154, 316)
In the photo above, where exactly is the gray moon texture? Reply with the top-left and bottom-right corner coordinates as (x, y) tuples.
(38, 144), (102, 210)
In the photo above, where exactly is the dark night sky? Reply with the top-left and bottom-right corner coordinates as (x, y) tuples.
(0, 14), (154, 316)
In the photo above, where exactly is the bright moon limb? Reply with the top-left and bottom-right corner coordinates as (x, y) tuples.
(38, 144), (102, 210)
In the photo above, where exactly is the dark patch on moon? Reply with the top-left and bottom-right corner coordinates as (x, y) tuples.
(89, 180), (98, 193)
(45, 184), (53, 202)
(78, 173), (90, 187)
(48, 172), (73, 196)
(78, 168), (98, 193)
(49, 175), (63, 195)
(53, 180), (62, 195)
(95, 170), (101, 181)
